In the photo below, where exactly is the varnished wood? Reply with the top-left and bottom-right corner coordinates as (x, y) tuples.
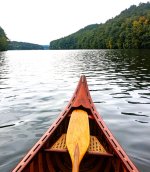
(72, 144), (79, 172)
(12, 75), (139, 172)
(45, 133), (113, 157)
(114, 159), (121, 172)
(104, 159), (111, 172)
(54, 154), (71, 172)
(66, 109), (90, 172)
(46, 154), (55, 172)
(38, 152), (44, 172)
(88, 158), (104, 172)
(29, 161), (34, 172)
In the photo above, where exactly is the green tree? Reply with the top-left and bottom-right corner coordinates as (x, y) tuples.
(0, 26), (8, 51)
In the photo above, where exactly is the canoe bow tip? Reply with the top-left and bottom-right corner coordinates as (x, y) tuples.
(80, 75), (86, 82)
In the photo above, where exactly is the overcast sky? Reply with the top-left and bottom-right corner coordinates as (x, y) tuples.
(0, 0), (149, 45)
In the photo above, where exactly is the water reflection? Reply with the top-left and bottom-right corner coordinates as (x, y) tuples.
(121, 112), (149, 117)
(0, 50), (150, 172)
(105, 50), (150, 89)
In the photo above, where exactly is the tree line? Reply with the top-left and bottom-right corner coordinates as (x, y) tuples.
(0, 27), (44, 51)
(8, 41), (44, 50)
(50, 2), (150, 49)
(0, 26), (8, 51)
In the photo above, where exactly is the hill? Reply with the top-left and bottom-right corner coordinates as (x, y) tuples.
(0, 26), (8, 51)
(0, 26), (45, 51)
(49, 2), (150, 49)
(8, 41), (44, 50)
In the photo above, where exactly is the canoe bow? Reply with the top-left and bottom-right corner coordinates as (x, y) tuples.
(12, 75), (139, 172)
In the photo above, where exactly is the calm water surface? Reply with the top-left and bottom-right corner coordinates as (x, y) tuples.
(0, 50), (150, 172)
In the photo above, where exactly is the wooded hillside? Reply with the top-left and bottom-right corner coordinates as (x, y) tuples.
(8, 41), (44, 50)
(0, 27), (44, 51)
(0, 26), (8, 51)
(50, 2), (150, 49)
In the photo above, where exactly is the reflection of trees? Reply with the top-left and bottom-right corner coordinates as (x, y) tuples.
(0, 52), (9, 82)
(105, 49), (150, 89)
(0, 52), (5, 71)
(65, 50), (150, 91)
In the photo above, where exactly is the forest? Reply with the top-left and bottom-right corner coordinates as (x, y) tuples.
(8, 41), (44, 50)
(50, 2), (150, 49)
(0, 27), (44, 51)
(0, 26), (8, 51)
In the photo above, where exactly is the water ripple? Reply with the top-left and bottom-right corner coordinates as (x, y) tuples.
(0, 50), (150, 172)
(121, 112), (149, 118)
(127, 101), (150, 104)
(135, 120), (149, 124)
(0, 124), (15, 129)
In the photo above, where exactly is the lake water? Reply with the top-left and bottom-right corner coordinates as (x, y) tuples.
(0, 50), (150, 172)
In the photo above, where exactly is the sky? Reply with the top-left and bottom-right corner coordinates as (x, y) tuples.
(0, 0), (149, 45)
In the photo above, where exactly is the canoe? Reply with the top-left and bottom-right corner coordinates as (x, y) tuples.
(12, 75), (139, 172)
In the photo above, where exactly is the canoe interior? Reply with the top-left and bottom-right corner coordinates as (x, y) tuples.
(13, 76), (138, 172)
(15, 108), (129, 172)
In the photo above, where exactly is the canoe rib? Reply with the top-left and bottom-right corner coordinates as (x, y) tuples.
(12, 75), (139, 172)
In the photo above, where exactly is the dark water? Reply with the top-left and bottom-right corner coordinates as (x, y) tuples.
(0, 50), (150, 172)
